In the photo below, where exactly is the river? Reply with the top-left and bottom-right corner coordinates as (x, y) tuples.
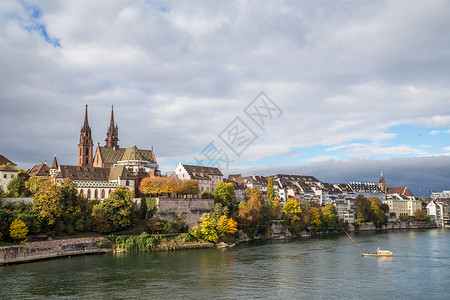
(1, 229), (449, 299)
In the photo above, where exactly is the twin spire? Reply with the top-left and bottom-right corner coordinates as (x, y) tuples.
(105, 105), (119, 148)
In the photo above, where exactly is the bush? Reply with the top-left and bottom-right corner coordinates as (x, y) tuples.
(10, 219), (28, 241)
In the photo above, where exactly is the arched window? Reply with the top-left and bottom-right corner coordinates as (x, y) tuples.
(109, 189), (112, 197)
(85, 148), (89, 155)
(87, 189), (91, 199)
(80, 189), (84, 196)
(101, 189), (105, 199)
(85, 157), (88, 164)
(125, 180), (129, 186)
(94, 189), (98, 199)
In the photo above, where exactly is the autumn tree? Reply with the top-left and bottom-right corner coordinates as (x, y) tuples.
(33, 179), (62, 226)
(140, 177), (168, 196)
(270, 195), (283, 220)
(310, 207), (322, 232)
(320, 204), (337, 231)
(181, 179), (199, 195)
(191, 204), (237, 243)
(267, 177), (275, 206)
(214, 181), (237, 211)
(235, 187), (266, 228)
(9, 219), (29, 242)
(369, 197), (387, 228)
(26, 175), (42, 196)
(414, 209), (430, 222)
(283, 198), (302, 227)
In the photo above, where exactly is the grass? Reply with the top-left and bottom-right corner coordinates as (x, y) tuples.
(0, 241), (17, 247)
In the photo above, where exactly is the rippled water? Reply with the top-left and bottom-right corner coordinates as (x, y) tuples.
(1, 229), (449, 299)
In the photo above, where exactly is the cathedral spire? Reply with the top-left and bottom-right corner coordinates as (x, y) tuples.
(105, 105), (119, 148)
(78, 104), (94, 167)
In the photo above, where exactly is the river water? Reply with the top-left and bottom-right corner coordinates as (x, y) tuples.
(1, 229), (449, 299)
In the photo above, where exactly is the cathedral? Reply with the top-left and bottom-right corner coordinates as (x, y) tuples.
(52, 105), (158, 200)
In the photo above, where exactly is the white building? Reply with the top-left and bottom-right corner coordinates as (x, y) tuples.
(0, 164), (18, 193)
(383, 199), (422, 218)
(174, 163), (223, 194)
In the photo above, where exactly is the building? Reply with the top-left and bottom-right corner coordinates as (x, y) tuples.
(0, 164), (18, 192)
(383, 198), (422, 218)
(431, 190), (450, 200)
(54, 165), (135, 200)
(27, 162), (50, 179)
(174, 163), (223, 194)
(78, 104), (94, 167)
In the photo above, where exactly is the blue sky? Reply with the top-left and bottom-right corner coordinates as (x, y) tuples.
(1, 0), (450, 196)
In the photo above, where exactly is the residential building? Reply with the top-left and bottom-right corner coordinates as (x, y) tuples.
(431, 190), (450, 200)
(27, 162), (50, 179)
(0, 164), (18, 192)
(427, 200), (441, 225)
(174, 163), (223, 194)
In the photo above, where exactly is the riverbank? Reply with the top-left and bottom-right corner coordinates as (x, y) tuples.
(0, 237), (112, 266)
(0, 221), (439, 266)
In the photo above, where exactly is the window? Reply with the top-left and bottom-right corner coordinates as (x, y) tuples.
(80, 189), (84, 196)
(3, 175), (6, 179)
(85, 157), (88, 164)
(101, 189), (105, 199)
(85, 148), (89, 155)
(94, 189), (98, 199)
(87, 189), (91, 199)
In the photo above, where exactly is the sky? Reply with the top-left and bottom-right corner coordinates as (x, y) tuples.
(1, 0), (450, 197)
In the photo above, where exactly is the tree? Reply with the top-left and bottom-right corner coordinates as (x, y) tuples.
(33, 179), (62, 225)
(171, 211), (186, 232)
(369, 197), (387, 228)
(320, 204), (337, 231)
(140, 177), (168, 196)
(99, 187), (134, 232)
(310, 207), (322, 232)
(414, 209), (430, 222)
(7, 176), (27, 197)
(139, 198), (148, 219)
(10, 219), (28, 241)
(201, 190), (215, 199)
(355, 195), (371, 223)
(26, 175), (42, 196)
(214, 181), (237, 211)
(270, 196), (283, 220)
(283, 198), (302, 227)
(399, 214), (410, 222)
(182, 179), (199, 195)
(92, 204), (112, 234)
(267, 177), (275, 205)
(0, 186), (5, 198)
(191, 204), (237, 243)
(235, 187), (266, 228)
(147, 215), (162, 234)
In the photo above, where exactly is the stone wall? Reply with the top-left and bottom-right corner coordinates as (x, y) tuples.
(356, 221), (438, 231)
(156, 197), (215, 228)
(0, 237), (112, 265)
(0, 197), (34, 205)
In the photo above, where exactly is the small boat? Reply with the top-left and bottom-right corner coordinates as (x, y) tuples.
(362, 247), (393, 257)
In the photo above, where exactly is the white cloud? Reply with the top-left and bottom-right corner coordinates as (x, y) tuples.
(430, 130), (441, 135)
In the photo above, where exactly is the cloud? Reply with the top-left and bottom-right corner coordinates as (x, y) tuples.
(430, 130), (441, 135)
(1, 0), (450, 195)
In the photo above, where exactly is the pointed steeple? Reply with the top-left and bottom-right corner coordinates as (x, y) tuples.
(50, 154), (58, 169)
(105, 105), (119, 148)
(78, 104), (94, 166)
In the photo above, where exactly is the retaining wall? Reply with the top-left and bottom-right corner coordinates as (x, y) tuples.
(156, 197), (215, 228)
(0, 237), (112, 266)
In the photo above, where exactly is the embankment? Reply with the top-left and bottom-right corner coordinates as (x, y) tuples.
(0, 237), (112, 266)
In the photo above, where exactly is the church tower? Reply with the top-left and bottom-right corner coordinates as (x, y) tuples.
(105, 105), (119, 148)
(378, 171), (387, 194)
(78, 104), (94, 167)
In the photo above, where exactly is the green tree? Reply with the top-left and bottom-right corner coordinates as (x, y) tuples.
(139, 198), (148, 219)
(399, 214), (410, 222)
(26, 175), (42, 196)
(7, 176), (27, 197)
(91, 204), (112, 234)
(171, 211), (186, 232)
(267, 177), (275, 206)
(147, 215), (162, 233)
(0, 185), (5, 198)
(9, 219), (28, 241)
(201, 190), (215, 199)
(214, 181), (237, 211)
(355, 195), (371, 223)
(100, 187), (134, 232)
(414, 209), (430, 222)
(320, 204), (337, 231)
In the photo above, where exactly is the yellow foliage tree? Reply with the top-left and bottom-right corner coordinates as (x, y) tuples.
(140, 177), (168, 195)
(283, 198), (302, 226)
(10, 219), (29, 241)
(33, 179), (62, 225)
(310, 207), (322, 231)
